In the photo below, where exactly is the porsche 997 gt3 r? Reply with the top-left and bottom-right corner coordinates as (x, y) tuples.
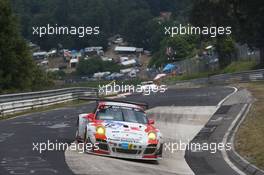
(75, 99), (163, 160)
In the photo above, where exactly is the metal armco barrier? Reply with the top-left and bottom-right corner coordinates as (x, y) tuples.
(0, 87), (98, 116)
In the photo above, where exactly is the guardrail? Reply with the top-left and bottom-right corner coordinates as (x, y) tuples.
(169, 69), (264, 87)
(0, 87), (98, 116)
(1, 69), (263, 117)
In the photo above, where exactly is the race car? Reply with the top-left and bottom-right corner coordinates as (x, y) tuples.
(75, 99), (163, 160)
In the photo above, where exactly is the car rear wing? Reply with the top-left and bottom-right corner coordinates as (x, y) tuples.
(79, 97), (149, 109)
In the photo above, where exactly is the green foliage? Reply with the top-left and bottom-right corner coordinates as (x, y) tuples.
(31, 67), (54, 91)
(235, 0), (264, 66)
(120, 9), (153, 49)
(149, 34), (198, 67)
(162, 71), (215, 85)
(216, 36), (236, 68)
(190, 0), (264, 67)
(11, 0), (193, 51)
(163, 60), (257, 85)
(0, 0), (33, 92)
(145, 20), (165, 51)
(167, 36), (195, 59)
(76, 57), (122, 76)
(221, 60), (257, 74)
(48, 70), (66, 80)
(0, 0), (53, 93)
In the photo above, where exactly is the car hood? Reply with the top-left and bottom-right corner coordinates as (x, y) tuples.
(102, 121), (149, 144)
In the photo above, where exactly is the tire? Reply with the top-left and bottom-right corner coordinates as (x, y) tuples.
(83, 129), (92, 152)
(83, 129), (87, 143)
(156, 143), (163, 157)
(75, 118), (80, 142)
(75, 126), (81, 143)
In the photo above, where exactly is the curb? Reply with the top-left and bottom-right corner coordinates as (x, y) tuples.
(226, 103), (264, 175)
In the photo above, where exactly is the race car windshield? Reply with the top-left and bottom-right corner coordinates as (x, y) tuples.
(96, 106), (148, 124)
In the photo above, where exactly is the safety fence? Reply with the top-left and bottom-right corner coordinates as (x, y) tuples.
(0, 87), (98, 116)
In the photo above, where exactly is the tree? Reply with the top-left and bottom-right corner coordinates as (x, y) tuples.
(216, 36), (236, 68)
(121, 9), (153, 48)
(149, 35), (197, 67)
(233, 0), (264, 66)
(0, 0), (34, 91)
(76, 57), (122, 76)
(11, 0), (193, 50)
(190, 0), (264, 67)
(0, 0), (52, 92)
(190, 0), (237, 68)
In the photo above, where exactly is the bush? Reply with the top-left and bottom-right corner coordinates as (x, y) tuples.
(221, 60), (257, 74)
(149, 34), (198, 68)
(76, 57), (122, 76)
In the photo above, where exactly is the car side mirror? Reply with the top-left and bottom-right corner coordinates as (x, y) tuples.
(148, 119), (155, 125)
(87, 113), (95, 122)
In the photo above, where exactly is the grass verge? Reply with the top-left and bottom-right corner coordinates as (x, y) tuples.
(163, 60), (258, 84)
(0, 99), (90, 121)
(221, 60), (257, 74)
(162, 71), (214, 85)
(235, 82), (264, 170)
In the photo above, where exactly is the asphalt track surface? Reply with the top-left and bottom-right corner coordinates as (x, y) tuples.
(0, 86), (236, 175)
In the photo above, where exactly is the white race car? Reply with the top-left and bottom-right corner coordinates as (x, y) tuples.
(75, 99), (163, 160)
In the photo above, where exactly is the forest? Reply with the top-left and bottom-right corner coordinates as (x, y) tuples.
(11, 0), (193, 50)
(0, 0), (263, 93)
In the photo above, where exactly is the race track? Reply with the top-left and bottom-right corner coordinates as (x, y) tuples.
(0, 86), (242, 175)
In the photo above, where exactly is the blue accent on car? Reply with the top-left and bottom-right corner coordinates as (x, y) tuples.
(121, 143), (129, 149)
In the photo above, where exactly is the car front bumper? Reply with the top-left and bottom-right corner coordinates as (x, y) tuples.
(88, 139), (163, 160)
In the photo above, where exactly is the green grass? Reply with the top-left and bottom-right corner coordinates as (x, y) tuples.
(235, 82), (264, 169)
(221, 60), (257, 74)
(163, 60), (258, 84)
(162, 71), (217, 85)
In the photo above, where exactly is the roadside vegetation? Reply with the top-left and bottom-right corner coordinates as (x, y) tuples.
(190, 1), (264, 67)
(235, 82), (264, 169)
(11, 0), (192, 51)
(0, 0), (53, 94)
(149, 35), (199, 67)
(76, 57), (123, 76)
(163, 60), (258, 84)
(162, 72), (213, 84)
(157, 0), (264, 84)
(220, 60), (257, 74)
(1, 0), (264, 95)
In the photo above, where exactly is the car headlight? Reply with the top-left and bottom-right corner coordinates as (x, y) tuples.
(96, 126), (105, 135)
(148, 132), (156, 140)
